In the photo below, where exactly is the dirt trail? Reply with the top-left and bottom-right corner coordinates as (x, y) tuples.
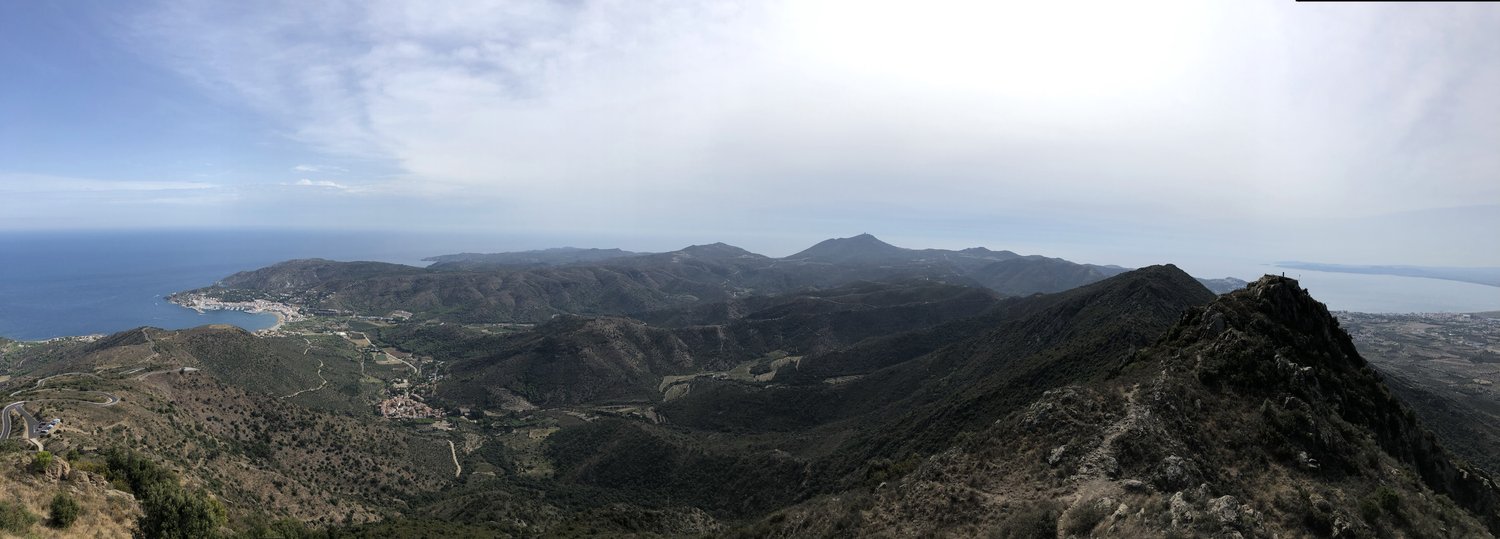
(448, 440), (462, 478)
(1073, 384), (1148, 482)
(282, 338), (329, 399)
(282, 358), (327, 399)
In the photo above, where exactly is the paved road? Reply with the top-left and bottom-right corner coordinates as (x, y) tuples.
(1, 401), (39, 440)
(0, 401), (16, 439)
(3, 372), (124, 443)
(9, 371), (123, 407)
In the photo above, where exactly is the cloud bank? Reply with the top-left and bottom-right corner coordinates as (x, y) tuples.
(40, 0), (1498, 262)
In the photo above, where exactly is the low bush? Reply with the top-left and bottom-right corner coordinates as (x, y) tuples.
(991, 500), (1060, 539)
(49, 492), (80, 528)
(1061, 499), (1113, 536)
(0, 501), (37, 533)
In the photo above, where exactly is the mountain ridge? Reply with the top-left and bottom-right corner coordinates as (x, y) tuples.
(191, 235), (1198, 324)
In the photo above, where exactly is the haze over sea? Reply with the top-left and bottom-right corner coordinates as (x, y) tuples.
(2, 230), (1497, 341)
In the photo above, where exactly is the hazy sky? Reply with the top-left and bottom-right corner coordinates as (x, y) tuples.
(2, 1), (1497, 267)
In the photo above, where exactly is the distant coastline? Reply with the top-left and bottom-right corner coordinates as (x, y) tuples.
(1276, 262), (1500, 289)
(0, 230), (443, 340)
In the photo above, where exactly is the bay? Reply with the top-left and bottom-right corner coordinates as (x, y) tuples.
(0, 230), (460, 340)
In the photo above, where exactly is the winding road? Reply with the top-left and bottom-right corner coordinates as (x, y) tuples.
(0, 400), (40, 440)
(3, 330), (155, 447)
(3, 372), (124, 445)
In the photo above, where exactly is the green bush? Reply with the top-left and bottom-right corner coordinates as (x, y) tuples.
(103, 447), (227, 538)
(138, 481), (227, 539)
(0, 500), (38, 533)
(1360, 486), (1400, 522)
(49, 492), (81, 528)
(31, 450), (53, 473)
(1374, 486), (1400, 513)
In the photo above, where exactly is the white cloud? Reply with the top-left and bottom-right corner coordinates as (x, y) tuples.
(292, 164), (348, 173)
(290, 179), (349, 189)
(120, 1), (1500, 262)
(0, 173), (218, 193)
(0, 173), (236, 229)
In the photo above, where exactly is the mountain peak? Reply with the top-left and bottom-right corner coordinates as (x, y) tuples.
(1047, 263), (1216, 320)
(676, 242), (760, 258)
(1139, 273), (1500, 534)
(1172, 274), (1350, 358)
(1147, 272), (1380, 404)
(785, 234), (907, 263)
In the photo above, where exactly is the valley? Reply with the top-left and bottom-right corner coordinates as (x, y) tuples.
(1338, 312), (1500, 474)
(0, 236), (1496, 537)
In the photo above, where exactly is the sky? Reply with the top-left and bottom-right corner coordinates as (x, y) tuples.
(1, 0), (1498, 267)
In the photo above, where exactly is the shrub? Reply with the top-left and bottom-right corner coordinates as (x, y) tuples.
(1360, 486), (1400, 523)
(991, 501), (1060, 539)
(1374, 486), (1400, 513)
(0, 501), (38, 533)
(103, 447), (228, 538)
(1061, 499), (1113, 536)
(31, 450), (53, 472)
(138, 482), (228, 539)
(49, 492), (80, 528)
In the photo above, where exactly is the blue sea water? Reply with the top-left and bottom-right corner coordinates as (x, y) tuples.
(0, 230), (481, 341)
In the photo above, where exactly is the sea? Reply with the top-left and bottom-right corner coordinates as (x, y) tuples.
(1176, 259), (1500, 315)
(1, 230), (1497, 341)
(0, 230), (473, 341)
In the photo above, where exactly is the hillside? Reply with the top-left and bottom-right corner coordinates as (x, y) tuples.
(422, 280), (1004, 408)
(423, 248), (645, 271)
(969, 256), (1129, 295)
(0, 451), (139, 538)
(8, 263), (1500, 537)
(0, 326), (459, 531)
(733, 275), (1500, 537)
(185, 235), (1162, 324)
(1336, 312), (1500, 476)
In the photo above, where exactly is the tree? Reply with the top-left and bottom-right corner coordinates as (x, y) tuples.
(49, 492), (80, 529)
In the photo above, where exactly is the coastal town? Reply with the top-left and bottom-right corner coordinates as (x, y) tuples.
(169, 292), (307, 330)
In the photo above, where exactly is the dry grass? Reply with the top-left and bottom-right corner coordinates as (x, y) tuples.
(0, 454), (139, 538)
